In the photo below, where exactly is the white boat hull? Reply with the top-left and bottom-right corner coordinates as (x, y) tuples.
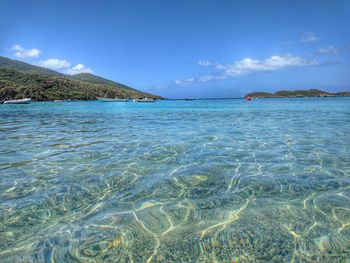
(134, 98), (155, 103)
(97, 97), (129, 102)
(3, 98), (32, 104)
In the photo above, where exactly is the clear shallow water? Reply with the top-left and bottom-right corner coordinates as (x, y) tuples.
(0, 98), (349, 262)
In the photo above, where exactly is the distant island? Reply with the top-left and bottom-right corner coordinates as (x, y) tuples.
(0, 56), (161, 101)
(246, 89), (350, 98)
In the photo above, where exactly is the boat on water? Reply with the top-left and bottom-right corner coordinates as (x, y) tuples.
(97, 97), (130, 102)
(3, 98), (32, 104)
(134, 98), (155, 103)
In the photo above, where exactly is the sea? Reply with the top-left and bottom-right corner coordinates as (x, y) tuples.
(0, 98), (349, 262)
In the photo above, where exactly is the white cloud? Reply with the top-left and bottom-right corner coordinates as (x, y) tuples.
(66, 64), (93, 75)
(222, 55), (315, 76)
(317, 45), (338, 55)
(175, 75), (226, 86)
(175, 54), (319, 86)
(37, 58), (92, 74)
(198, 60), (214, 66)
(37, 59), (92, 75)
(11, 44), (41, 58)
(37, 58), (71, 69)
(10, 44), (93, 74)
(175, 79), (193, 86)
(300, 32), (320, 43)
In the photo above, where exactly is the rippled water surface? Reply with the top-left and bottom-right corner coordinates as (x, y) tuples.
(1, 98), (350, 262)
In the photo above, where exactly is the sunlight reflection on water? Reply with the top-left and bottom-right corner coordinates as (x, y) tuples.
(0, 98), (349, 262)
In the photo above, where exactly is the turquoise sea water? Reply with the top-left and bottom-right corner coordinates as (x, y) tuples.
(0, 98), (350, 262)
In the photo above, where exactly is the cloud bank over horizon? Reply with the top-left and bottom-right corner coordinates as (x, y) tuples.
(174, 54), (323, 87)
(158, 32), (347, 91)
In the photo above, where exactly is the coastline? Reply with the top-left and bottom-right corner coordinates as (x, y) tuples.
(245, 89), (350, 99)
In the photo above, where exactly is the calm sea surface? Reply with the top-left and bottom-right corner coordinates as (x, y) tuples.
(0, 98), (350, 262)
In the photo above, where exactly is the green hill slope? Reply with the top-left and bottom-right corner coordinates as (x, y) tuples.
(0, 56), (62, 77)
(70, 73), (145, 93)
(0, 56), (160, 101)
(71, 73), (123, 86)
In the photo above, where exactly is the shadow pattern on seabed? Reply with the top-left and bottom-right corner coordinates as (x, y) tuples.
(0, 99), (349, 262)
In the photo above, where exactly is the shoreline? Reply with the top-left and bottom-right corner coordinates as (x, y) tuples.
(1, 96), (350, 103)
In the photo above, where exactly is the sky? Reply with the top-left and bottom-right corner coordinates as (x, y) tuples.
(1, 0), (350, 98)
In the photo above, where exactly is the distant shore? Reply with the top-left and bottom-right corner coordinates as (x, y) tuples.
(245, 89), (350, 99)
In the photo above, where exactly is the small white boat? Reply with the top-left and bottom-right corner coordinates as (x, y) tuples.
(134, 98), (155, 103)
(3, 98), (32, 104)
(97, 97), (130, 102)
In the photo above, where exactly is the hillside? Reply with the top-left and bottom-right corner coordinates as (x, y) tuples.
(70, 73), (144, 93)
(0, 56), (160, 101)
(71, 73), (123, 86)
(0, 56), (62, 77)
(246, 89), (350, 98)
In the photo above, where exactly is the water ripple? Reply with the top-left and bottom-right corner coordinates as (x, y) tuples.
(0, 98), (349, 262)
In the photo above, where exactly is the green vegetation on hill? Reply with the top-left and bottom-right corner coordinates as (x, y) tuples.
(246, 89), (350, 98)
(0, 56), (160, 101)
(0, 56), (61, 77)
(70, 73), (144, 93)
(71, 73), (121, 86)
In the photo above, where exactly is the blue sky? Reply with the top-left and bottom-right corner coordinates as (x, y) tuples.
(1, 0), (350, 98)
